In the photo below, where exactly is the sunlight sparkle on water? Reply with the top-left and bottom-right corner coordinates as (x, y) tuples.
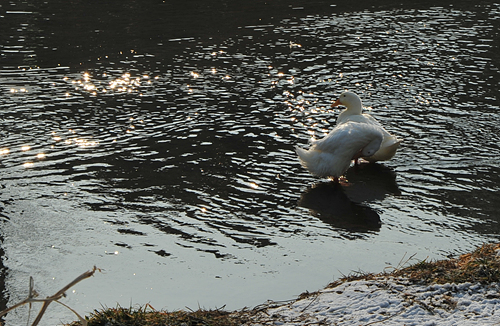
(10, 88), (28, 93)
(68, 71), (154, 95)
(249, 182), (259, 189)
(74, 139), (99, 148)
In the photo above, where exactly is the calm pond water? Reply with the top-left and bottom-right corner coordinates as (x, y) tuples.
(1, 1), (499, 324)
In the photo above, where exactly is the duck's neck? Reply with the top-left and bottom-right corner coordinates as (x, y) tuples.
(337, 98), (363, 123)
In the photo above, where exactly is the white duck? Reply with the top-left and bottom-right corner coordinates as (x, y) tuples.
(296, 121), (384, 182)
(332, 92), (401, 162)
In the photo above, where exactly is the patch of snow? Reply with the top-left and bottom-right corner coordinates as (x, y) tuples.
(247, 277), (500, 325)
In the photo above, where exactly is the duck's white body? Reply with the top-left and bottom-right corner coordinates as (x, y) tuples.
(332, 92), (401, 162)
(296, 121), (383, 178)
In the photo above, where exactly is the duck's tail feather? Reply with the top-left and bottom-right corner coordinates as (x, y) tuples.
(296, 146), (343, 177)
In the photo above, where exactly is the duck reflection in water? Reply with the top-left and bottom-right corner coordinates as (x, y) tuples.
(343, 162), (401, 202)
(298, 163), (400, 233)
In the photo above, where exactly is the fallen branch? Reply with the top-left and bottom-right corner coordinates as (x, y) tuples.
(0, 266), (100, 326)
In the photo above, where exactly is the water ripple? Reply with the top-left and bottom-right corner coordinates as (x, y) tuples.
(1, 4), (500, 319)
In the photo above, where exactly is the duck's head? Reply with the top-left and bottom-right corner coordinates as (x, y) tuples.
(331, 92), (362, 110)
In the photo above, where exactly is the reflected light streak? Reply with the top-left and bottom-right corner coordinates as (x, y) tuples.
(21, 145), (30, 151)
(10, 88), (28, 93)
(73, 139), (99, 148)
(69, 71), (156, 95)
(0, 148), (9, 155)
(249, 182), (259, 189)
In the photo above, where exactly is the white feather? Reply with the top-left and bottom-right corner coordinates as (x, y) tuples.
(334, 92), (402, 162)
(296, 122), (383, 178)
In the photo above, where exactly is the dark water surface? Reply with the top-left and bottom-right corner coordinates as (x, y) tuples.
(1, 1), (499, 324)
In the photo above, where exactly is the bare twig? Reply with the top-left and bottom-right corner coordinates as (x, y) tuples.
(0, 266), (99, 326)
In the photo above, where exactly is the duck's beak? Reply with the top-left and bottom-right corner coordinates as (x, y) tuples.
(331, 98), (342, 108)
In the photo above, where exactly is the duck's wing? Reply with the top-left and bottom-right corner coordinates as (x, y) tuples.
(341, 114), (401, 141)
(314, 122), (383, 155)
(338, 113), (382, 127)
(364, 136), (402, 162)
(312, 123), (352, 153)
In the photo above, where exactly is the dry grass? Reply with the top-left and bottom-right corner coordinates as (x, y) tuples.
(391, 243), (500, 284)
(327, 242), (500, 289)
(67, 243), (500, 326)
(67, 304), (250, 326)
